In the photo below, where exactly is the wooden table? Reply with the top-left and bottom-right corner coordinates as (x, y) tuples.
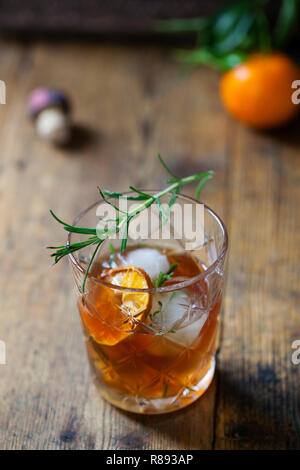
(0, 38), (299, 450)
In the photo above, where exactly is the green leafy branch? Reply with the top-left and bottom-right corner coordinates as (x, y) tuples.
(155, 0), (300, 71)
(48, 154), (213, 293)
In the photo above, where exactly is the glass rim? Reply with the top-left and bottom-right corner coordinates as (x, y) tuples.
(68, 190), (228, 293)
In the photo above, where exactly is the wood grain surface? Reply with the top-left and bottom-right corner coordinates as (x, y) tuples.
(0, 38), (299, 450)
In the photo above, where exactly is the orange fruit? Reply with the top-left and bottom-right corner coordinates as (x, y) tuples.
(220, 53), (300, 129)
(79, 266), (152, 346)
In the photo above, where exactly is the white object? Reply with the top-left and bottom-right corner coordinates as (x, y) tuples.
(150, 291), (189, 330)
(151, 289), (208, 348)
(167, 314), (208, 348)
(123, 248), (170, 280)
(36, 107), (70, 144)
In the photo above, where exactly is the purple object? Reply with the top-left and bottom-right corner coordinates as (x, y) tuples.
(27, 88), (70, 117)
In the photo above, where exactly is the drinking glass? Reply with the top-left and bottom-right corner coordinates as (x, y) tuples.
(68, 192), (228, 414)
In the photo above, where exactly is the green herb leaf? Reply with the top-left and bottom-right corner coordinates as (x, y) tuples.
(82, 242), (102, 293)
(151, 300), (164, 319)
(154, 17), (208, 34)
(98, 187), (127, 214)
(109, 243), (116, 267)
(195, 172), (214, 199)
(173, 48), (246, 71)
(154, 329), (176, 336)
(49, 210), (97, 235)
(103, 189), (148, 201)
(212, 11), (256, 55)
(155, 0), (299, 71)
(211, 1), (250, 41)
(255, 9), (271, 52)
(120, 216), (132, 253)
(162, 381), (169, 397)
(274, 0), (300, 48)
(157, 154), (179, 180)
(155, 262), (178, 288)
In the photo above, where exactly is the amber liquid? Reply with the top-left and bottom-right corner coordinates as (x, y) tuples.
(78, 248), (221, 413)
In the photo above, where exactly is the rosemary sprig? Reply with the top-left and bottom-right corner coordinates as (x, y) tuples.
(154, 329), (176, 336)
(162, 381), (169, 397)
(48, 154), (213, 292)
(109, 243), (116, 267)
(149, 290), (188, 327)
(149, 300), (163, 322)
(154, 262), (178, 288)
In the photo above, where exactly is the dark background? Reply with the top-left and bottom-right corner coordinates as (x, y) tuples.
(0, 0), (291, 38)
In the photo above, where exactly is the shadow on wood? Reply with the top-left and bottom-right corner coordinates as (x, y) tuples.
(214, 367), (300, 449)
(60, 124), (98, 152)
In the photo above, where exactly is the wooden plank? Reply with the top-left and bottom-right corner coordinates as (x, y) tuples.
(214, 124), (300, 449)
(0, 39), (228, 450)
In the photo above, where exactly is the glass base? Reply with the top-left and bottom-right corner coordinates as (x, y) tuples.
(91, 356), (215, 414)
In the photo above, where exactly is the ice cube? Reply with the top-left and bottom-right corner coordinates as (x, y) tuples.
(150, 290), (190, 331)
(123, 248), (170, 280)
(150, 289), (209, 348)
(166, 313), (208, 348)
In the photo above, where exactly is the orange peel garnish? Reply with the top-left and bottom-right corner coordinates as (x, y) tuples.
(107, 266), (152, 321)
(79, 266), (152, 346)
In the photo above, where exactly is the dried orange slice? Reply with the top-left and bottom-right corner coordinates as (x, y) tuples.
(78, 266), (152, 346)
(108, 266), (152, 320)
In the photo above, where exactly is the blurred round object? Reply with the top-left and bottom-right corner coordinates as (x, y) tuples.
(220, 53), (300, 129)
(27, 87), (71, 145)
(35, 108), (70, 144)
